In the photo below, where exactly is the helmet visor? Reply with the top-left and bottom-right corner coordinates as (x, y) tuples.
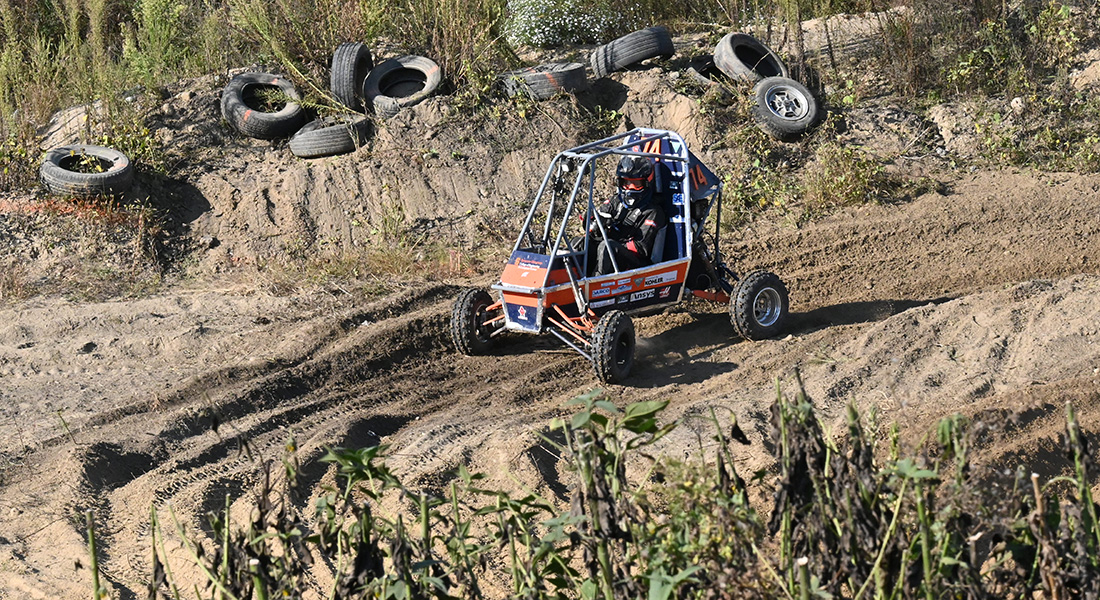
(619, 177), (647, 191)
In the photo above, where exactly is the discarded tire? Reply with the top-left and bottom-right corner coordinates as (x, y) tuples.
(713, 32), (789, 83)
(751, 76), (820, 142)
(589, 26), (675, 80)
(363, 55), (441, 119)
(330, 42), (373, 112)
(500, 62), (587, 100)
(220, 72), (306, 139)
(685, 55), (735, 99)
(40, 145), (134, 197)
(729, 270), (789, 340)
(289, 115), (370, 158)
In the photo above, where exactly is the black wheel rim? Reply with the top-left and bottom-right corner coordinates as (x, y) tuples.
(472, 302), (493, 344)
(613, 334), (630, 367)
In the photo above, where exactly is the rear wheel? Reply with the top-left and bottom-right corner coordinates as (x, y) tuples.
(730, 271), (789, 340)
(451, 289), (499, 355)
(591, 310), (635, 383)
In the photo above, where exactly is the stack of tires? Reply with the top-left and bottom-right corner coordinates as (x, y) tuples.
(219, 43), (442, 159)
(711, 32), (822, 142)
(498, 26), (675, 101)
(496, 27), (820, 143)
(37, 43), (446, 198)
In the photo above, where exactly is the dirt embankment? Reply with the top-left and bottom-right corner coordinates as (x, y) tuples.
(2, 27), (1100, 599)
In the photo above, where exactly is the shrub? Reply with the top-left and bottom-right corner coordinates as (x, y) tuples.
(115, 382), (1100, 599)
(504, 0), (622, 48)
(801, 141), (885, 211)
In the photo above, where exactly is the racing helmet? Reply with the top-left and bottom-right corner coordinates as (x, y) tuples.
(616, 155), (654, 209)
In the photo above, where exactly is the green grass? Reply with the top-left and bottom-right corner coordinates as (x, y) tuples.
(79, 380), (1100, 599)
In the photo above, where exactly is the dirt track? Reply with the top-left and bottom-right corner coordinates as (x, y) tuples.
(2, 160), (1100, 597)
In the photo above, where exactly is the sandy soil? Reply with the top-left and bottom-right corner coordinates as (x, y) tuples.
(2, 26), (1100, 599)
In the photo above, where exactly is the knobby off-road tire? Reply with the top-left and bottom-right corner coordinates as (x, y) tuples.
(330, 42), (373, 112)
(363, 55), (442, 119)
(589, 26), (675, 80)
(751, 76), (820, 142)
(713, 32), (789, 83)
(40, 145), (134, 197)
(289, 116), (370, 158)
(220, 72), (306, 139)
(500, 62), (587, 100)
(591, 309), (635, 383)
(451, 289), (498, 355)
(730, 270), (789, 341)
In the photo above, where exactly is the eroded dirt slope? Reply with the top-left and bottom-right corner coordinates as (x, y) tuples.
(1, 162), (1099, 597)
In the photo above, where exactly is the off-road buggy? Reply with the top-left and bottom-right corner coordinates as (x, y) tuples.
(450, 128), (790, 383)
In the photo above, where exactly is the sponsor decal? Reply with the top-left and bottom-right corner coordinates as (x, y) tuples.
(659, 286), (672, 299)
(631, 289), (655, 302)
(672, 192), (684, 203)
(591, 287), (611, 298)
(616, 278), (631, 286)
(634, 277), (645, 288)
(618, 295), (632, 304)
(517, 259), (543, 270)
(599, 280), (615, 288)
(611, 284), (632, 295)
(517, 306), (528, 320)
(591, 299), (616, 308)
(643, 270), (677, 288)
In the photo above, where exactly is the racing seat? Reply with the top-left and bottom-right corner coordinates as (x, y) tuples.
(648, 160), (686, 263)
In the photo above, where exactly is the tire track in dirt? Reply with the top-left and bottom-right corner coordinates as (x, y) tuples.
(4, 170), (1100, 598)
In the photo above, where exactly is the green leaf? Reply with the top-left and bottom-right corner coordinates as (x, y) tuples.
(594, 400), (619, 414)
(571, 411), (591, 430)
(580, 579), (598, 600)
(622, 400), (667, 433)
(625, 400), (668, 421)
(895, 458), (937, 479)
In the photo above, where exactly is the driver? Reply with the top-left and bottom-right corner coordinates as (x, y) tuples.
(586, 155), (668, 276)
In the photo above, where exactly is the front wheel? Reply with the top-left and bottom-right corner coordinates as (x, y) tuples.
(451, 289), (499, 355)
(730, 271), (789, 340)
(591, 310), (635, 383)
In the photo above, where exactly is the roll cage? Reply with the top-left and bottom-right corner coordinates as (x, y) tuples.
(491, 128), (732, 335)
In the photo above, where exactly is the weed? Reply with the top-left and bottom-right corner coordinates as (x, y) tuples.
(122, 0), (190, 87)
(0, 257), (29, 303)
(719, 125), (801, 228)
(801, 141), (886, 212)
(0, 131), (33, 192)
(504, 0), (622, 47)
(71, 379), (1099, 599)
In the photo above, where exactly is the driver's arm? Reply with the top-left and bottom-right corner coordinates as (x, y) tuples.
(588, 198), (617, 239)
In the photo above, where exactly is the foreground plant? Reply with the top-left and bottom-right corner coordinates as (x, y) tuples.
(119, 381), (1100, 599)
